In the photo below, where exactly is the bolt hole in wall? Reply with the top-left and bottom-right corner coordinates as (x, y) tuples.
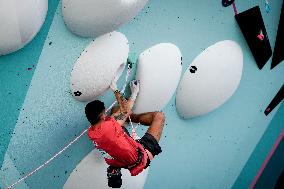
(0, 0), (284, 189)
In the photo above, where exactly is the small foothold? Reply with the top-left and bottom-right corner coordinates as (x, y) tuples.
(257, 30), (265, 41)
(222, 0), (235, 7)
(127, 60), (133, 69)
(74, 91), (82, 96)
(189, 66), (197, 73)
(49, 42), (52, 45)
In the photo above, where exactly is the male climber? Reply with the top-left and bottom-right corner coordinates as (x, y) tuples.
(85, 79), (165, 188)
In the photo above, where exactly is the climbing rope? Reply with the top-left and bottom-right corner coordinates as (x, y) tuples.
(128, 116), (140, 140)
(5, 64), (132, 189)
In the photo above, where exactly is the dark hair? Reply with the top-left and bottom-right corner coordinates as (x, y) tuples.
(85, 100), (105, 125)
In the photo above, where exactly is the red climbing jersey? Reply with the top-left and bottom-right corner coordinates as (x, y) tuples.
(88, 116), (148, 176)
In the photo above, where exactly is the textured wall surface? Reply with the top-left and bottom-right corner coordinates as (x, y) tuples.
(0, 0), (283, 189)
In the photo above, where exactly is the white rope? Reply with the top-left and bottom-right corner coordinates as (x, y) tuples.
(6, 64), (132, 189)
(128, 116), (140, 140)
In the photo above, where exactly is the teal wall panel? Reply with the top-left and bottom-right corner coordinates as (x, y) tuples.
(0, 1), (60, 168)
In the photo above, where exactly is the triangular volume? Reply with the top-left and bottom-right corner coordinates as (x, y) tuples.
(264, 85), (284, 116)
(271, 2), (284, 69)
(235, 6), (272, 70)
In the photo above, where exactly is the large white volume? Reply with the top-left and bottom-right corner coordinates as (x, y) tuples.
(70, 31), (129, 101)
(133, 43), (182, 114)
(63, 149), (149, 189)
(62, 0), (148, 37)
(176, 40), (243, 119)
(0, 0), (48, 55)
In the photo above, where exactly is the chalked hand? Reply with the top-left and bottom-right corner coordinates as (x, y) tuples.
(130, 80), (139, 93)
(130, 80), (140, 97)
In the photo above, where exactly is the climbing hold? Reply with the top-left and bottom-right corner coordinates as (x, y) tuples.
(63, 149), (149, 189)
(0, 0), (48, 55)
(271, 2), (284, 69)
(70, 31), (129, 102)
(133, 43), (182, 114)
(222, 0), (235, 7)
(235, 6), (272, 69)
(73, 91), (82, 96)
(189, 66), (197, 73)
(62, 0), (148, 37)
(264, 85), (284, 116)
(257, 30), (265, 41)
(176, 40), (243, 119)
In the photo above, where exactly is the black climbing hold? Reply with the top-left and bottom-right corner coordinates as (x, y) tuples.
(49, 42), (52, 45)
(275, 170), (284, 189)
(74, 91), (82, 96)
(222, 0), (235, 7)
(235, 6), (272, 70)
(127, 60), (133, 69)
(189, 66), (197, 73)
(264, 85), (284, 116)
(271, 3), (284, 69)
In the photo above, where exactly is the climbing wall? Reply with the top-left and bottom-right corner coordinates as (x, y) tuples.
(0, 0), (283, 189)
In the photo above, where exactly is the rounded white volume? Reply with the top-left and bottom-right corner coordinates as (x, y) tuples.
(62, 0), (148, 37)
(0, 0), (48, 55)
(176, 40), (243, 119)
(70, 31), (129, 102)
(133, 43), (182, 114)
(63, 149), (149, 189)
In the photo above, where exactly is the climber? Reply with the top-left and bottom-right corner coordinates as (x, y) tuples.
(85, 79), (165, 188)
